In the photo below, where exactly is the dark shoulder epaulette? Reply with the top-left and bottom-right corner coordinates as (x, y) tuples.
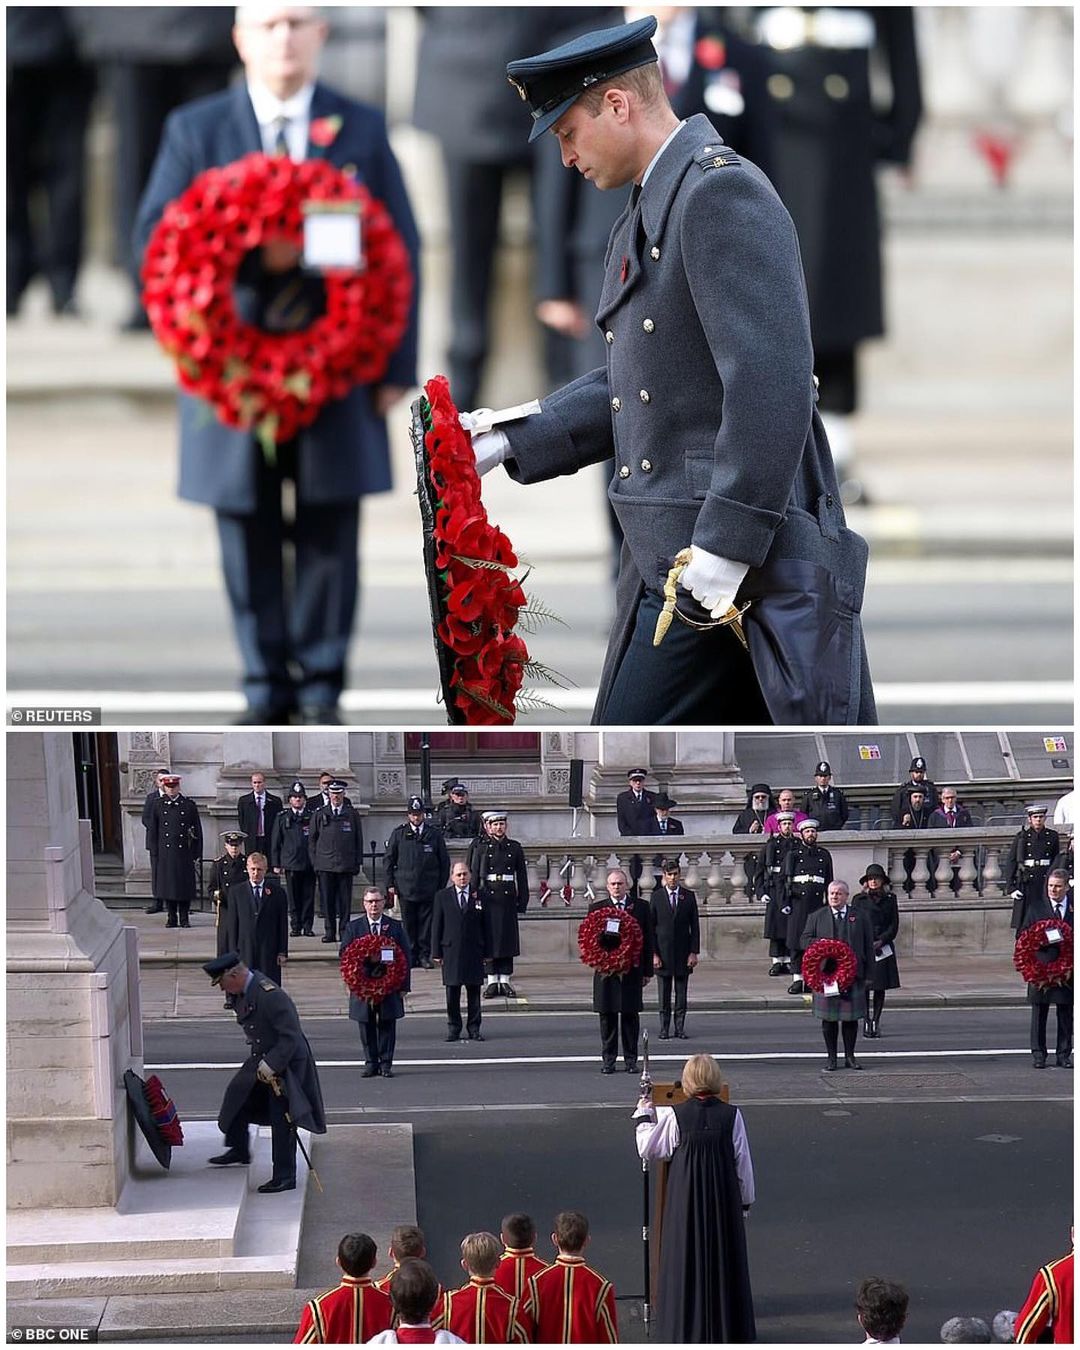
(694, 143), (740, 172)
(260, 977), (277, 992)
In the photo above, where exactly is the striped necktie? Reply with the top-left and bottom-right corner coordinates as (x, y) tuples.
(272, 116), (289, 158)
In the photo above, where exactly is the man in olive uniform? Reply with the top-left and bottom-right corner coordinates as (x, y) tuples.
(309, 779), (363, 945)
(591, 868), (654, 1074)
(211, 830), (248, 956)
(802, 762), (849, 831)
(467, 15), (874, 725)
(616, 768), (656, 836)
(782, 818), (833, 994)
(435, 780), (483, 840)
(146, 773), (202, 928)
(1006, 805), (1061, 931)
(385, 796), (451, 970)
(204, 951), (326, 1193)
(271, 781), (316, 938)
(468, 810), (529, 998)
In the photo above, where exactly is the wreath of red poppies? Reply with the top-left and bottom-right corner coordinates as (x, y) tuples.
(1014, 919), (1073, 990)
(144, 1073), (184, 1147)
(142, 152), (412, 448)
(801, 938), (858, 994)
(578, 906), (644, 977)
(340, 934), (409, 1004)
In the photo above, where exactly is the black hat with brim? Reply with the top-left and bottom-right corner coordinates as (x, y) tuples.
(124, 1067), (172, 1170)
(507, 15), (659, 143)
(860, 864), (889, 885)
(203, 951), (242, 985)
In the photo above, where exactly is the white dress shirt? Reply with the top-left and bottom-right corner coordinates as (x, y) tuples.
(246, 79), (315, 161)
(635, 1103), (756, 1205)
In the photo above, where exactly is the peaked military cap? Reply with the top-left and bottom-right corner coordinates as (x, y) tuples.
(161, 774), (181, 785)
(815, 762), (831, 776)
(408, 795), (425, 813)
(506, 15), (659, 142)
(1026, 803), (1048, 815)
(203, 951), (242, 984)
(327, 779), (347, 792)
(627, 767), (648, 780)
(220, 830), (247, 845)
(450, 782), (469, 793)
(799, 818), (820, 832)
(288, 780), (307, 798)
(483, 810), (508, 823)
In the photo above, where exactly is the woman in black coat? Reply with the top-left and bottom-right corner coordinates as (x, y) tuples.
(853, 863), (900, 1037)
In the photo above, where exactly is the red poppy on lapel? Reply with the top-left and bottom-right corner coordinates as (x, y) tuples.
(309, 114), (343, 147)
(620, 256), (630, 283)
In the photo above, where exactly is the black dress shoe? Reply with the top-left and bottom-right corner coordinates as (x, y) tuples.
(845, 1055), (863, 1070)
(601, 1064), (616, 1075)
(674, 1030), (689, 1040)
(1033, 1053), (1048, 1069)
(468, 1032), (485, 1042)
(1056, 1053), (1073, 1068)
(302, 929), (315, 936)
(234, 705), (296, 726)
(361, 1066), (379, 1078)
(658, 1028), (671, 1040)
(625, 1060), (639, 1074)
(290, 930), (301, 938)
(502, 983), (517, 997)
(144, 904), (163, 914)
(257, 1177), (296, 1194)
(209, 1149), (250, 1166)
(445, 1032), (461, 1042)
(299, 704), (342, 726)
(380, 1067), (394, 1078)
(768, 962), (785, 977)
(483, 984), (499, 999)
(787, 979), (804, 995)
(321, 935), (336, 943)
(179, 920), (190, 928)
(422, 959), (435, 970)
(165, 920), (178, 928)
(823, 1059), (839, 1072)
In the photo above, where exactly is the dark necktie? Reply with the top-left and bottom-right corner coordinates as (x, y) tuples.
(669, 890), (677, 911)
(458, 889), (467, 911)
(253, 884), (262, 909)
(257, 797), (264, 834)
(371, 922), (380, 936)
(272, 115), (289, 157)
(947, 811), (955, 825)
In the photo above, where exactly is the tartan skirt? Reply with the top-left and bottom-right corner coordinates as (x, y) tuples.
(812, 980), (867, 1022)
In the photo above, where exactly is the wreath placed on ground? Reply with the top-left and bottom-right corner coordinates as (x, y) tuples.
(801, 938), (858, 994)
(142, 152), (413, 453)
(124, 1067), (184, 1170)
(411, 375), (566, 724)
(578, 906), (644, 977)
(340, 934), (409, 1004)
(1014, 919), (1073, 990)
(145, 1074), (184, 1146)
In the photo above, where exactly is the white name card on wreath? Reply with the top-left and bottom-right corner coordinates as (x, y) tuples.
(823, 980), (840, 997)
(1046, 926), (1064, 945)
(381, 947), (395, 964)
(303, 201), (363, 270)
(606, 918), (622, 935)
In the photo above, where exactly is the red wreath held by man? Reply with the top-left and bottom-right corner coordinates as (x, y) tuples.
(801, 938), (859, 994)
(340, 933), (410, 1004)
(578, 905), (645, 977)
(1014, 919), (1073, 991)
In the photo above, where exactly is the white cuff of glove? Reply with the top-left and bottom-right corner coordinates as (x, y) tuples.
(459, 408), (511, 477)
(1011, 890), (1024, 901)
(679, 545), (749, 619)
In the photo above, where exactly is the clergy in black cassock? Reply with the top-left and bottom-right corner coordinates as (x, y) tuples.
(634, 1054), (756, 1343)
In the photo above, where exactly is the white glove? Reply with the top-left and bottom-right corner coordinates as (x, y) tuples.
(460, 403), (541, 477)
(781, 905), (792, 915)
(679, 545), (749, 619)
(1010, 890), (1024, 901)
(257, 1058), (276, 1085)
(760, 894), (771, 905)
(469, 428), (510, 477)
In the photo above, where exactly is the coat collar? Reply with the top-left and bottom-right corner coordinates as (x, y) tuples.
(640, 114), (716, 246)
(229, 80), (340, 160)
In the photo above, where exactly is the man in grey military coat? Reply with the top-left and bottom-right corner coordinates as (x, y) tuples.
(468, 16), (875, 726)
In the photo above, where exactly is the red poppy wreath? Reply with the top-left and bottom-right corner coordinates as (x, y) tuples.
(411, 376), (566, 724)
(142, 153), (412, 452)
(578, 906), (644, 977)
(801, 938), (858, 994)
(340, 934), (409, 1004)
(144, 1073), (184, 1146)
(1014, 918), (1073, 990)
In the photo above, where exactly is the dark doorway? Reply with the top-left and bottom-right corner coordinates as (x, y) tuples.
(72, 732), (122, 857)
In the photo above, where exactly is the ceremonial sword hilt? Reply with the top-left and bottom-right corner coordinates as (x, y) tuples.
(652, 547), (751, 649)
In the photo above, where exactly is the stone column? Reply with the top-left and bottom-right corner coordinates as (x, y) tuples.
(119, 731), (171, 892)
(7, 733), (140, 1209)
(669, 732), (744, 813)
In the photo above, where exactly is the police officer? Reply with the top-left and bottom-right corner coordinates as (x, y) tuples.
(146, 773), (202, 928)
(204, 951), (326, 1193)
(803, 762), (849, 831)
(1006, 805), (1061, 931)
(309, 780), (363, 945)
(617, 768), (656, 835)
(271, 781), (316, 938)
(468, 810), (529, 998)
(385, 797), (451, 970)
(468, 15), (874, 726)
(891, 757), (939, 823)
(211, 830), (249, 956)
(782, 818), (833, 993)
(435, 780), (483, 840)
(760, 810), (797, 976)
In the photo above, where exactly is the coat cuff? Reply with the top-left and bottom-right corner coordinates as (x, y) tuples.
(691, 494), (785, 569)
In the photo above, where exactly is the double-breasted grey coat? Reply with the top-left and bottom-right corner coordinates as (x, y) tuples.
(503, 114), (875, 725)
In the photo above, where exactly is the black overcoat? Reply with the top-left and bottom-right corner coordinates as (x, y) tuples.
(650, 886), (700, 975)
(762, 833), (796, 940)
(587, 896), (654, 1014)
(468, 835), (529, 959)
(309, 804), (363, 874)
(853, 887), (901, 990)
(271, 808), (313, 873)
(219, 972), (326, 1137)
(783, 841), (833, 951)
(1006, 826), (1062, 929)
(434, 801), (483, 840)
(147, 795), (202, 901)
(656, 1096), (756, 1343)
(210, 852), (247, 955)
(802, 904), (876, 1021)
(1021, 898), (1074, 1008)
(226, 879), (289, 987)
(340, 914), (412, 1023)
(237, 791), (283, 847)
(385, 822), (450, 901)
(617, 789), (656, 836)
(431, 886), (488, 986)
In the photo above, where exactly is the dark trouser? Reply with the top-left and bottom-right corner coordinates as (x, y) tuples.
(215, 441), (360, 713)
(490, 957), (514, 977)
(318, 872), (353, 939)
(7, 61), (94, 312)
(224, 1081), (295, 1183)
(165, 899), (190, 926)
(446, 985), (482, 1037)
(360, 1012), (398, 1070)
(401, 897), (434, 965)
(1012, 875), (1048, 930)
(768, 939), (790, 959)
(285, 870), (315, 934)
(599, 588), (772, 725)
(599, 1012), (640, 1067)
(441, 152), (531, 410)
(814, 347), (858, 415)
(823, 1020), (858, 1061)
(1031, 1003), (1073, 1057)
(657, 974), (688, 1030)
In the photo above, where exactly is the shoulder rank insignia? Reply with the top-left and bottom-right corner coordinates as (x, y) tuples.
(694, 144), (740, 171)
(260, 977), (277, 991)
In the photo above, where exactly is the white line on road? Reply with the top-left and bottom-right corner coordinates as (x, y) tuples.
(147, 1048), (1033, 1072)
(7, 680), (1073, 713)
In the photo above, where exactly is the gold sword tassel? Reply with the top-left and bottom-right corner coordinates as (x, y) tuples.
(652, 548), (751, 649)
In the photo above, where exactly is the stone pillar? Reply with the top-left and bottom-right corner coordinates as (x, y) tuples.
(669, 732), (744, 811)
(119, 731), (171, 892)
(7, 733), (140, 1209)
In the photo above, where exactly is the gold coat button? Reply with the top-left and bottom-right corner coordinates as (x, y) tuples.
(642, 318), (655, 333)
(824, 74), (850, 100)
(650, 246), (661, 261)
(812, 373), (820, 389)
(611, 397), (621, 412)
(639, 389), (650, 404)
(605, 330), (615, 344)
(641, 459), (653, 472)
(619, 465), (631, 479)
(768, 73), (795, 100)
